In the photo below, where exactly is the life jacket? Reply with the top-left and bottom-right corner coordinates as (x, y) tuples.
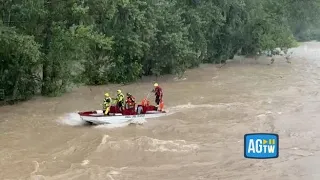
(141, 98), (150, 106)
(126, 96), (135, 103)
(126, 96), (136, 109)
(103, 97), (112, 109)
(104, 97), (112, 103)
(116, 93), (124, 103)
(154, 86), (163, 97)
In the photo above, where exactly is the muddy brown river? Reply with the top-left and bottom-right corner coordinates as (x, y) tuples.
(1, 42), (320, 180)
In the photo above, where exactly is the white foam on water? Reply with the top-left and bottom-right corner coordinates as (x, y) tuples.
(142, 138), (199, 153)
(96, 134), (110, 152)
(30, 175), (46, 180)
(168, 102), (246, 113)
(100, 134), (110, 145)
(30, 161), (40, 175)
(173, 77), (187, 81)
(94, 123), (129, 129)
(131, 118), (147, 125)
(94, 118), (147, 129)
(81, 159), (90, 166)
(99, 136), (199, 153)
(106, 170), (123, 180)
(57, 112), (86, 126)
(108, 170), (121, 175)
(30, 166), (124, 180)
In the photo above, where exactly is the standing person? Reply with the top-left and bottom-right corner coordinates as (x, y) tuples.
(125, 92), (136, 109)
(116, 90), (124, 111)
(152, 83), (163, 107)
(102, 93), (112, 115)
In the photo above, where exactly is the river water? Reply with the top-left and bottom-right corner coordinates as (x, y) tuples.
(1, 42), (320, 180)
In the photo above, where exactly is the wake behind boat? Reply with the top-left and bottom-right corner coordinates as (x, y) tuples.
(78, 99), (167, 125)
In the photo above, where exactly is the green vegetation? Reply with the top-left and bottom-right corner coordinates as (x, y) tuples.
(1, 0), (320, 102)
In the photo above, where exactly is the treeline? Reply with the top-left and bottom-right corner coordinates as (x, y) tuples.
(1, 0), (320, 102)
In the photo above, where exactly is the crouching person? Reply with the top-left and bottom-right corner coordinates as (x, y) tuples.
(125, 93), (136, 109)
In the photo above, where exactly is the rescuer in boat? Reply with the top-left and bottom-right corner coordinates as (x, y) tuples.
(103, 93), (112, 115)
(116, 90), (125, 111)
(152, 83), (163, 108)
(125, 93), (136, 110)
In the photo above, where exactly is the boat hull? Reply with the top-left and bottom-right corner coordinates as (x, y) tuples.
(79, 110), (167, 125)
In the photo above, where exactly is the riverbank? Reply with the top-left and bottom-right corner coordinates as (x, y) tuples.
(0, 50), (297, 107)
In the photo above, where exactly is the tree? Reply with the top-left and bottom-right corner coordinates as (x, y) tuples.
(1, 0), (319, 103)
